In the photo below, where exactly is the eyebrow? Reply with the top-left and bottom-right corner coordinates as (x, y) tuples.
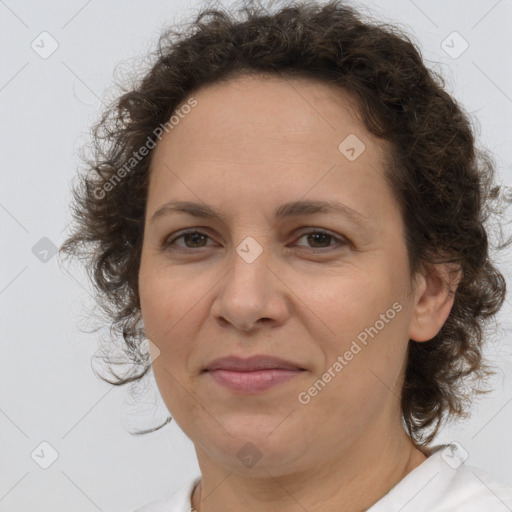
(150, 199), (367, 225)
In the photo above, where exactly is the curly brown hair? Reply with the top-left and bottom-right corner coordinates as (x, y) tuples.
(59, 0), (509, 446)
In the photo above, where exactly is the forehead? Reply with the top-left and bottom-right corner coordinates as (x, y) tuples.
(147, 74), (395, 224)
(169, 73), (369, 150)
(151, 74), (388, 169)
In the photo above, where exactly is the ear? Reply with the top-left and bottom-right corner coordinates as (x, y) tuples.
(408, 262), (462, 342)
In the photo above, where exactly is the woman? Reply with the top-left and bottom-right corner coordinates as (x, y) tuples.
(59, 0), (512, 510)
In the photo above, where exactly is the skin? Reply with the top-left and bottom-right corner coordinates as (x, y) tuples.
(138, 74), (460, 512)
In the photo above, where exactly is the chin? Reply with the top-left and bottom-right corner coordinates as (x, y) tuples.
(197, 428), (309, 476)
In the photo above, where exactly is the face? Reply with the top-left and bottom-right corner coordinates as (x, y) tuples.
(138, 74), (425, 477)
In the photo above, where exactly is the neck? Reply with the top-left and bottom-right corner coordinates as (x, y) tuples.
(191, 431), (427, 512)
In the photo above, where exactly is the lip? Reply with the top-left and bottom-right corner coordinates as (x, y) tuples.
(203, 355), (306, 393)
(203, 355), (305, 372)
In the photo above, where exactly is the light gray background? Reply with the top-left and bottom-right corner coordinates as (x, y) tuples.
(1, 0), (512, 510)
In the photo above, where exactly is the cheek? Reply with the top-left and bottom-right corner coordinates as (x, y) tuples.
(139, 260), (189, 337)
(302, 272), (391, 347)
(305, 271), (409, 386)
(138, 263), (209, 376)
(139, 268), (200, 421)
(139, 274), (169, 339)
(139, 270), (190, 390)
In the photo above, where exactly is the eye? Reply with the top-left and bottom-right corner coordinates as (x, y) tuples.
(162, 228), (347, 252)
(163, 229), (214, 250)
(294, 228), (347, 250)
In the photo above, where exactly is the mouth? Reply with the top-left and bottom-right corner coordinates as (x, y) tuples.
(203, 355), (306, 393)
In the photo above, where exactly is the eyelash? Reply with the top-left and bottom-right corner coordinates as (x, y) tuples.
(162, 228), (348, 252)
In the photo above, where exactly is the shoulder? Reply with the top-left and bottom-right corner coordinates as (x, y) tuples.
(369, 443), (512, 512)
(445, 462), (512, 509)
(133, 475), (201, 512)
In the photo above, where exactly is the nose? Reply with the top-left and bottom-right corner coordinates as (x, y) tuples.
(211, 242), (289, 333)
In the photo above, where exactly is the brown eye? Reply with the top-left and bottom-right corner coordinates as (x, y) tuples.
(295, 229), (347, 250)
(163, 230), (213, 250)
(162, 228), (348, 252)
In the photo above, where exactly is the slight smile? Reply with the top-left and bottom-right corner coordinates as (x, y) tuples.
(203, 355), (307, 393)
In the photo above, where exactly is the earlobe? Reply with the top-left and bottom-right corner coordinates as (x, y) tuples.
(408, 263), (462, 342)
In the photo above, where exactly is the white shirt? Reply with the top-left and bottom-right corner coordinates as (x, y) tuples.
(134, 443), (512, 511)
